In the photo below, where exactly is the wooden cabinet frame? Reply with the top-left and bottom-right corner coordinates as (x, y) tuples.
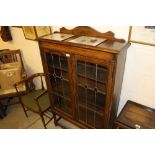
(39, 26), (130, 128)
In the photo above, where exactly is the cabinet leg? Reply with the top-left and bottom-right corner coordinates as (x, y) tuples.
(53, 113), (65, 128)
(40, 114), (47, 129)
(53, 113), (58, 126)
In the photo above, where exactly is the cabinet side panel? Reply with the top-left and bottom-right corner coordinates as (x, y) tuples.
(110, 49), (128, 128)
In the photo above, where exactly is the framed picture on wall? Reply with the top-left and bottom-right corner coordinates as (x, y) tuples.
(35, 26), (52, 37)
(22, 26), (36, 40)
(22, 26), (52, 40)
(128, 26), (155, 46)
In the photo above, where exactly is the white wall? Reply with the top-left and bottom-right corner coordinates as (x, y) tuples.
(119, 43), (155, 113)
(0, 27), (43, 75)
(1, 26), (155, 114)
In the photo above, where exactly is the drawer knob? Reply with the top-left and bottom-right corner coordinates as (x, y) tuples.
(135, 124), (141, 129)
(66, 54), (70, 57)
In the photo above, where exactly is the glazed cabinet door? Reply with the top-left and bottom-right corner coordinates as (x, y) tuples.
(75, 55), (113, 128)
(43, 49), (73, 117)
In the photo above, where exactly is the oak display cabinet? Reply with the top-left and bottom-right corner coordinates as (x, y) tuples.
(39, 26), (130, 128)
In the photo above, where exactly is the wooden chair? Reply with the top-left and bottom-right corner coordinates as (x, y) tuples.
(0, 49), (26, 115)
(14, 73), (53, 129)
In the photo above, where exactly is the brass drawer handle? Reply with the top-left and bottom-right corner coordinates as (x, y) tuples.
(135, 124), (141, 129)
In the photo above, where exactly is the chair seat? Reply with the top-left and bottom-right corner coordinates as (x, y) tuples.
(0, 84), (26, 98)
(21, 89), (50, 112)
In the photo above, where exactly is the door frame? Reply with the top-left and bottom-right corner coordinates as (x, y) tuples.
(74, 54), (115, 128)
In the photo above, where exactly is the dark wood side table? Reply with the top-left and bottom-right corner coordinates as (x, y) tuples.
(0, 101), (7, 119)
(115, 100), (155, 129)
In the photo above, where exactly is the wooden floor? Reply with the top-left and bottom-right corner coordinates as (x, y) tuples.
(0, 103), (79, 129)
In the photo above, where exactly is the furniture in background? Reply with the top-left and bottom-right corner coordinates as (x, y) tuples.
(14, 73), (53, 129)
(115, 100), (155, 129)
(22, 26), (52, 40)
(0, 26), (12, 42)
(0, 49), (26, 115)
(0, 101), (6, 118)
(39, 26), (130, 128)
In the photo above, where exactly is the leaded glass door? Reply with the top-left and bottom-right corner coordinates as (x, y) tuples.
(76, 56), (109, 128)
(45, 50), (72, 116)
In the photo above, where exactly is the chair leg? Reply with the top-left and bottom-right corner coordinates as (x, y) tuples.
(40, 114), (47, 129)
(21, 103), (28, 118)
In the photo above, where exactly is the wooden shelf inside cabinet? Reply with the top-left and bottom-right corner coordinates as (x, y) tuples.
(49, 77), (71, 99)
(51, 91), (71, 102)
(78, 101), (104, 117)
(49, 66), (68, 73)
(77, 75), (107, 94)
(77, 85), (106, 110)
(77, 73), (107, 85)
(54, 101), (72, 116)
(49, 72), (69, 83)
(78, 102), (105, 128)
(77, 61), (108, 83)
(39, 26), (130, 128)
(77, 83), (106, 96)
(51, 92), (72, 116)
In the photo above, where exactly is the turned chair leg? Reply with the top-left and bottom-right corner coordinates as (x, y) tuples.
(40, 114), (47, 129)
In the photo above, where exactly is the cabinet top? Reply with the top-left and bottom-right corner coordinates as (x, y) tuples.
(39, 26), (130, 54)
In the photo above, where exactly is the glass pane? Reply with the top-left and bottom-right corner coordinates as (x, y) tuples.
(53, 54), (60, 69)
(86, 78), (96, 89)
(95, 113), (104, 128)
(87, 109), (95, 127)
(87, 89), (95, 105)
(62, 70), (68, 79)
(63, 80), (70, 98)
(77, 86), (86, 104)
(55, 68), (61, 77)
(97, 65), (108, 82)
(46, 53), (52, 65)
(56, 77), (63, 95)
(86, 62), (96, 80)
(78, 106), (87, 123)
(60, 57), (68, 71)
(77, 61), (85, 76)
(49, 75), (57, 92)
(97, 82), (106, 93)
(52, 94), (72, 115)
(96, 92), (106, 107)
(46, 52), (72, 116)
(76, 60), (108, 128)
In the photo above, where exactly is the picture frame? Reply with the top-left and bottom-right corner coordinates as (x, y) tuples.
(35, 26), (52, 38)
(22, 26), (36, 40)
(128, 26), (155, 46)
(12, 26), (22, 28)
(22, 26), (52, 40)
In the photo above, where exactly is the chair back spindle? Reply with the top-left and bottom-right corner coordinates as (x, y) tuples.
(41, 75), (45, 90)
